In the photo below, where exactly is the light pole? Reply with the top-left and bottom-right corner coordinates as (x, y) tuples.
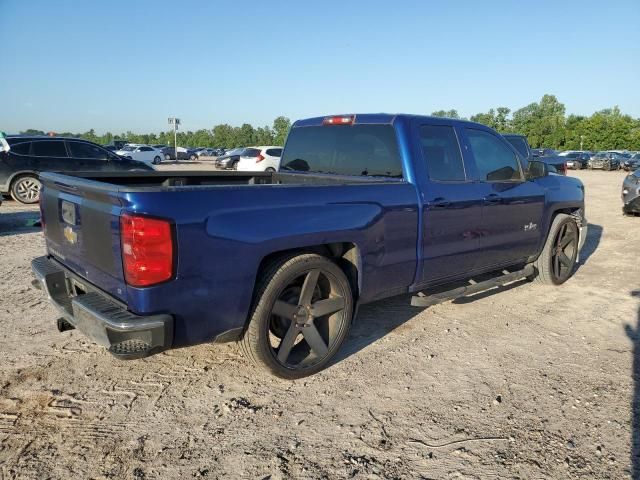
(168, 117), (180, 158)
(580, 135), (584, 151)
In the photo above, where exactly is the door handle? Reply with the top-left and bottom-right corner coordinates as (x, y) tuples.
(427, 197), (451, 209)
(483, 194), (502, 205)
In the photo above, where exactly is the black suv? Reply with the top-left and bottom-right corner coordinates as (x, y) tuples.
(0, 136), (153, 204)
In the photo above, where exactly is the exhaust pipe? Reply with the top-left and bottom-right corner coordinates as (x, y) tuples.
(56, 318), (75, 333)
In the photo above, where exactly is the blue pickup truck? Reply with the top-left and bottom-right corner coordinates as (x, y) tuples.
(31, 114), (587, 378)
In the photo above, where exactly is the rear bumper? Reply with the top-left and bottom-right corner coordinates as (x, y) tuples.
(31, 256), (173, 359)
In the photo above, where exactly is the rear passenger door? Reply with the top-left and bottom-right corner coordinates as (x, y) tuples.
(417, 123), (485, 285)
(461, 128), (545, 269)
(30, 140), (70, 172)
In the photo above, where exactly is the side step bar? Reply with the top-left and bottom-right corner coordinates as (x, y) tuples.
(411, 265), (535, 308)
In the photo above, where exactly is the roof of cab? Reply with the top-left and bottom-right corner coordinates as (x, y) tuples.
(293, 113), (488, 129)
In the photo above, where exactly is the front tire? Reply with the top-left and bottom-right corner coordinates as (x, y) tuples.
(530, 214), (579, 285)
(11, 175), (41, 204)
(240, 253), (353, 379)
(190, 154), (197, 161)
(153, 156), (161, 165)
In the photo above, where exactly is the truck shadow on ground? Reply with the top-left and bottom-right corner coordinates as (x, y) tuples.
(579, 223), (603, 266)
(0, 211), (41, 237)
(337, 222), (604, 364)
(625, 290), (640, 479)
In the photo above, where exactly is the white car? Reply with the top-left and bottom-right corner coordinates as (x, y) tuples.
(236, 146), (283, 172)
(115, 144), (163, 165)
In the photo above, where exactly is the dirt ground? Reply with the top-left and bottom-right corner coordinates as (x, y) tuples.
(0, 169), (638, 479)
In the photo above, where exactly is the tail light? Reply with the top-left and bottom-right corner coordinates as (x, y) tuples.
(256, 153), (265, 163)
(120, 213), (174, 287)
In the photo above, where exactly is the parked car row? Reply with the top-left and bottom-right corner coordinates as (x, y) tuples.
(557, 150), (640, 171)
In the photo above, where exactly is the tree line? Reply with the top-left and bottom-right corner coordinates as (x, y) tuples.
(19, 95), (640, 151)
(432, 94), (640, 151)
(21, 116), (292, 150)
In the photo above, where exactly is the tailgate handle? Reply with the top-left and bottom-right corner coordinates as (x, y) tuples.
(54, 181), (79, 193)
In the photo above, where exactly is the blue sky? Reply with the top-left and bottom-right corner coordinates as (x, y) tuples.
(1, 0), (639, 134)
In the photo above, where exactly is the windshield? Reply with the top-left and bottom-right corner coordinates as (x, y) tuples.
(280, 124), (403, 177)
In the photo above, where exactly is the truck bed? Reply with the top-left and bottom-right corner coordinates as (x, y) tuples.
(43, 170), (399, 192)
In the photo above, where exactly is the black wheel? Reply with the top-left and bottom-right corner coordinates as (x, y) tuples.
(11, 175), (41, 204)
(153, 156), (161, 165)
(240, 253), (353, 379)
(530, 214), (579, 285)
(164, 154), (171, 161)
(190, 154), (197, 161)
(265, 167), (276, 172)
(231, 160), (238, 170)
(574, 162), (582, 170)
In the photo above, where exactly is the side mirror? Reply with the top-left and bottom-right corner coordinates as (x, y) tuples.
(527, 160), (548, 179)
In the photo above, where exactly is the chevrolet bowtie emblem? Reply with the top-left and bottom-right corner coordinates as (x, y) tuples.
(63, 226), (78, 244)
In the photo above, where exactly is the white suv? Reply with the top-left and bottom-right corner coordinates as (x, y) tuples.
(236, 146), (283, 172)
(115, 144), (163, 165)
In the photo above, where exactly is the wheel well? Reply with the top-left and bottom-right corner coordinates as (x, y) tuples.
(256, 242), (361, 302)
(551, 207), (584, 227)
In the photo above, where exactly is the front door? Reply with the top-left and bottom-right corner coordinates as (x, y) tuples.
(461, 127), (545, 269)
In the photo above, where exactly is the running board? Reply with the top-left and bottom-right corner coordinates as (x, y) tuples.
(411, 265), (535, 308)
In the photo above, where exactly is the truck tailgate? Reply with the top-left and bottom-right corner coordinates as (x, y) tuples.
(40, 174), (127, 302)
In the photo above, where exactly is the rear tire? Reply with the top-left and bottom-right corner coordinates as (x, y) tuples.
(240, 253), (353, 379)
(265, 167), (276, 172)
(530, 214), (579, 285)
(190, 154), (197, 161)
(11, 175), (41, 204)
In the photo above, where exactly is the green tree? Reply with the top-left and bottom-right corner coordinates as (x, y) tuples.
(431, 109), (460, 119)
(272, 116), (291, 145)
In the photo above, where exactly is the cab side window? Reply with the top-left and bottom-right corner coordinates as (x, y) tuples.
(67, 142), (108, 159)
(465, 129), (523, 181)
(31, 140), (68, 157)
(420, 125), (466, 181)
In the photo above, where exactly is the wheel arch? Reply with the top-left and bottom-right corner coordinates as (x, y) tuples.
(5, 170), (40, 192)
(254, 242), (362, 306)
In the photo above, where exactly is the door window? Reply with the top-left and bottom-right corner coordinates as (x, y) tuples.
(67, 141), (108, 159)
(419, 125), (466, 181)
(139, 146), (153, 152)
(31, 140), (68, 157)
(465, 129), (523, 181)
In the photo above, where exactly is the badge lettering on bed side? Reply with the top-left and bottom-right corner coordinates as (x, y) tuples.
(524, 222), (538, 232)
(64, 226), (78, 244)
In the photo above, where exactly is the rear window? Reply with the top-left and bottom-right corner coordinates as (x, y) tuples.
(266, 148), (282, 157)
(242, 148), (261, 158)
(32, 140), (68, 157)
(280, 125), (403, 177)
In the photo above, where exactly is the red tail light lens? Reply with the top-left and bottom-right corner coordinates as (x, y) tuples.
(323, 115), (355, 125)
(120, 213), (174, 287)
(256, 153), (265, 163)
